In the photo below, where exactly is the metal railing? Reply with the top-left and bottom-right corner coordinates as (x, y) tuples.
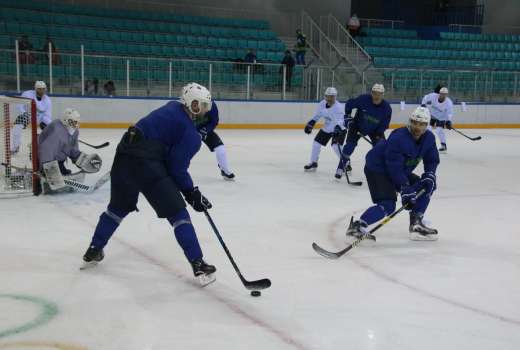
(358, 18), (405, 29)
(319, 14), (372, 70)
(448, 23), (520, 35)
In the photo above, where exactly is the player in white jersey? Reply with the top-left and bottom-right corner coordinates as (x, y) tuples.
(421, 87), (454, 153)
(38, 108), (101, 193)
(303, 87), (346, 173)
(11, 80), (52, 153)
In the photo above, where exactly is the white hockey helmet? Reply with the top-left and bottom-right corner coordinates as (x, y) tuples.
(34, 80), (47, 90)
(371, 83), (385, 93)
(439, 87), (449, 94)
(181, 82), (212, 115)
(410, 106), (431, 125)
(324, 87), (338, 96)
(61, 108), (80, 129)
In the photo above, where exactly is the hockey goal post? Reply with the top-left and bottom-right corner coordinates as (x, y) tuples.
(0, 95), (39, 197)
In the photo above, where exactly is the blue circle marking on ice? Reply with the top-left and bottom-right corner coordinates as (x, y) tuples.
(0, 294), (59, 339)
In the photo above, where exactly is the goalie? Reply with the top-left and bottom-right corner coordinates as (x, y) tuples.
(38, 108), (102, 193)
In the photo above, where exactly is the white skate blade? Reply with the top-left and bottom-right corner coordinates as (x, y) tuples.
(197, 273), (216, 287)
(221, 175), (235, 181)
(80, 261), (99, 270)
(304, 168), (317, 172)
(409, 231), (438, 241)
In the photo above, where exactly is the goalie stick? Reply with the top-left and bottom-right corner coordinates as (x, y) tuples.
(1, 163), (110, 194)
(204, 209), (271, 290)
(312, 189), (426, 259)
(79, 140), (110, 149)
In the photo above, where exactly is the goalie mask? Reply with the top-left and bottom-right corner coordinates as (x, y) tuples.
(61, 108), (80, 135)
(181, 82), (212, 116)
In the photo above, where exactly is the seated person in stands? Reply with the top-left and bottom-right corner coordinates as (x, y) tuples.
(103, 81), (116, 97)
(244, 49), (257, 64)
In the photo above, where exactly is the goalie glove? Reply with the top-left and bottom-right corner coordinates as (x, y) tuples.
(75, 152), (102, 173)
(42, 160), (66, 190)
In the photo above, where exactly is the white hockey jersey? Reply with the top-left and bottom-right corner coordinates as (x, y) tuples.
(310, 100), (345, 133)
(421, 93), (453, 121)
(18, 89), (52, 125)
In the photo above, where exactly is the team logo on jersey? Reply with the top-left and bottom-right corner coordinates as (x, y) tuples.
(365, 114), (380, 125)
(405, 157), (422, 167)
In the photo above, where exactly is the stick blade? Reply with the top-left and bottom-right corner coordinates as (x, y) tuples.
(312, 242), (341, 259)
(472, 136), (482, 141)
(244, 278), (271, 290)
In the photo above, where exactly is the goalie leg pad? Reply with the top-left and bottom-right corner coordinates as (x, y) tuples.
(42, 160), (66, 190)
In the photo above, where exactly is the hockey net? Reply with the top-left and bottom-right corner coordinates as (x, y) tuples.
(0, 95), (39, 197)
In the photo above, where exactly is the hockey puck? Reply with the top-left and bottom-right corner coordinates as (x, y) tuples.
(250, 290), (261, 297)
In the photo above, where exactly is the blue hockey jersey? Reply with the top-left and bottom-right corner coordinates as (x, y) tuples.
(345, 94), (392, 136)
(365, 127), (440, 188)
(135, 101), (201, 192)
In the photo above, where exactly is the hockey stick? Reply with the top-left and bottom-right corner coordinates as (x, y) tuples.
(451, 128), (482, 141)
(203, 209), (271, 290)
(79, 140), (110, 149)
(312, 189), (426, 259)
(1, 163), (110, 194)
(335, 143), (362, 186)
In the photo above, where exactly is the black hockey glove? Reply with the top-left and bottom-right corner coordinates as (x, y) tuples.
(198, 127), (208, 141)
(184, 187), (212, 212)
(332, 125), (345, 144)
(304, 120), (316, 134)
(400, 184), (418, 210)
(429, 117), (439, 127)
(445, 120), (453, 130)
(39, 122), (47, 130)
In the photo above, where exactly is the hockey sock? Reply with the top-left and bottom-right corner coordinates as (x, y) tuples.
(167, 208), (203, 262)
(341, 141), (356, 158)
(360, 200), (395, 225)
(435, 127), (447, 144)
(310, 141), (321, 163)
(90, 206), (129, 248)
(215, 145), (231, 174)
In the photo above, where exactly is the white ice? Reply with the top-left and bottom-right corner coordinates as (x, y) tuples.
(1, 129), (519, 350)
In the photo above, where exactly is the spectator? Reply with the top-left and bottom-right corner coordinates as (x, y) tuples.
(280, 50), (295, 90)
(295, 29), (308, 65)
(42, 37), (60, 65)
(103, 80), (116, 97)
(18, 35), (35, 64)
(347, 13), (361, 37)
(244, 49), (257, 64)
(92, 78), (99, 95)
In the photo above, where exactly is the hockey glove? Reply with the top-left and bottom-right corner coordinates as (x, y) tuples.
(75, 152), (102, 173)
(39, 122), (47, 130)
(198, 127), (208, 141)
(332, 125), (345, 144)
(184, 187), (212, 212)
(430, 117), (439, 127)
(304, 120), (316, 134)
(400, 184), (418, 210)
(445, 120), (453, 130)
(419, 172), (436, 197)
(344, 114), (354, 129)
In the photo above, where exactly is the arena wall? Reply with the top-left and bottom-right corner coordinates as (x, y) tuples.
(49, 96), (520, 128)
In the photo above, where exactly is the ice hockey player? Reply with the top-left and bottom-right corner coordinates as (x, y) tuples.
(347, 106), (440, 241)
(336, 83), (392, 178)
(38, 108), (102, 193)
(11, 80), (52, 153)
(421, 87), (454, 153)
(193, 94), (235, 180)
(303, 87), (346, 173)
(82, 82), (217, 286)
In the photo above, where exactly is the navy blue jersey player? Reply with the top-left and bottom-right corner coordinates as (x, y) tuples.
(347, 106), (440, 241)
(194, 101), (235, 180)
(82, 83), (217, 285)
(336, 84), (392, 178)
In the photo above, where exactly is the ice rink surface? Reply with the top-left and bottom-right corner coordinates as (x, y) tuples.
(1, 128), (519, 350)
